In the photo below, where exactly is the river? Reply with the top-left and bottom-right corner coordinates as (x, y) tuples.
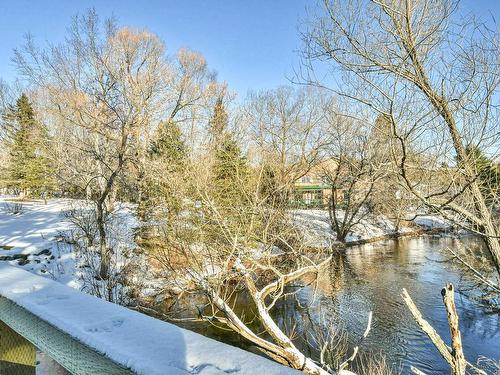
(176, 235), (500, 374)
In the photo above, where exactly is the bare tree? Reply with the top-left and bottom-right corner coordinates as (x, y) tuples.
(321, 112), (387, 242)
(301, 0), (500, 273)
(444, 244), (500, 310)
(0, 81), (12, 188)
(0, 80), (11, 141)
(244, 86), (331, 205)
(14, 11), (167, 282)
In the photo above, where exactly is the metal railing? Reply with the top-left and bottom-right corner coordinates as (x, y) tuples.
(0, 296), (133, 375)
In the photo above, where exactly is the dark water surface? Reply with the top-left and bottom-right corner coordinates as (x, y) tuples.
(177, 236), (499, 374)
(317, 236), (499, 374)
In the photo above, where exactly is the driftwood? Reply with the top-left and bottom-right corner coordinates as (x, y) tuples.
(441, 284), (466, 375)
(402, 284), (486, 375)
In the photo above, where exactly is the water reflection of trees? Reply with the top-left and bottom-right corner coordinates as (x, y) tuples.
(269, 238), (500, 372)
(154, 237), (499, 373)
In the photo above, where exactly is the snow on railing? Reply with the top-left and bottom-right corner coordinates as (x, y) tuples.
(0, 265), (298, 375)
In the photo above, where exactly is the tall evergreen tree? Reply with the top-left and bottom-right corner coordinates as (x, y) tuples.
(5, 94), (53, 197)
(213, 133), (249, 198)
(138, 120), (188, 220)
(208, 97), (228, 143)
(150, 120), (187, 168)
(209, 98), (249, 204)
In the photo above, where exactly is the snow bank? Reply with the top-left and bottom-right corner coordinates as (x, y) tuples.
(0, 197), (140, 291)
(413, 215), (450, 229)
(292, 209), (400, 247)
(0, 265), (297, 375)
(0, 198), (72, 255)
(0, 198), (79, 284)
(291, 209), (455, 248)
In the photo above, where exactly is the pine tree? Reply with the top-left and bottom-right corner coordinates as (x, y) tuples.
(259, 163), (285, 207)
(204, 96), (257, 251)
(213, 133), (249, 198)
(5, 94), (53, 197)
(209, 99), (249, 204)
(139, 120), (188, 220)
(150, 120), (187, 168)
(208, 97), (228, 142)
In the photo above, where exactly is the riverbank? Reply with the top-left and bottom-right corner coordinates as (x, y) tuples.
(0, 197), (139, 289)
(0, 197), (456, 283)
(292, 209), (455, 249)
(341, 227), (451, 247)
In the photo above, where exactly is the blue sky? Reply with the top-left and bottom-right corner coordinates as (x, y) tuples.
(0, 0), (311, 96)
(0, 1), (498, 97)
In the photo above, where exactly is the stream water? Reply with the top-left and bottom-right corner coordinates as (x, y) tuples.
(177, 235), (500, 374)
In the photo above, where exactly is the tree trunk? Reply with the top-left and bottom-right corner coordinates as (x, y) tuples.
(136, 167), (147, 221)
(407, 46), (500, 274)
(441, 284), (466, 375)
(96, 200), (109, 280)
(482, 221), (500, 274)
(442, 108), (500, 274)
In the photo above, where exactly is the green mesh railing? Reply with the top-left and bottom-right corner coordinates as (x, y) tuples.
(0, 297), (134, 375)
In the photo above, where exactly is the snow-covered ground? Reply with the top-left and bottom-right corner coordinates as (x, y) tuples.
(0, 264), (298, 375)
(0, 198), (453, 283)
(0, 198), (76, 284)
(0, 197), (138, 289)
(292, 209), (449, 248)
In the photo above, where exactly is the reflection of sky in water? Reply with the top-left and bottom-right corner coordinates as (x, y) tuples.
(172, 236), (499, 374)
(307, 236), (500, 374)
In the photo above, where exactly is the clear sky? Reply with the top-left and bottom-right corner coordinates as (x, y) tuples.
(0, 0), (498, 97)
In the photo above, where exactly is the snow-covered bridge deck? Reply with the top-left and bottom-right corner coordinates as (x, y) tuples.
(0, 265), (297, 375)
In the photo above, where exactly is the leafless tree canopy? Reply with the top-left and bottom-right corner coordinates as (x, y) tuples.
(301, 0), (500, 273)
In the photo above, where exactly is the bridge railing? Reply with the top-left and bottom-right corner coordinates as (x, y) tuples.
(0, 295), (133, 374)
(0, 265), (298, 375)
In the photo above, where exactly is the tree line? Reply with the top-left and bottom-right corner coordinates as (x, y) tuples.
(0, 2), (498, 374)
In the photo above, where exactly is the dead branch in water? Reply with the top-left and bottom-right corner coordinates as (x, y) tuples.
(441, 284), (466, 375)
(401, 286), (486, 375)
(446, 246), (500, 294)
